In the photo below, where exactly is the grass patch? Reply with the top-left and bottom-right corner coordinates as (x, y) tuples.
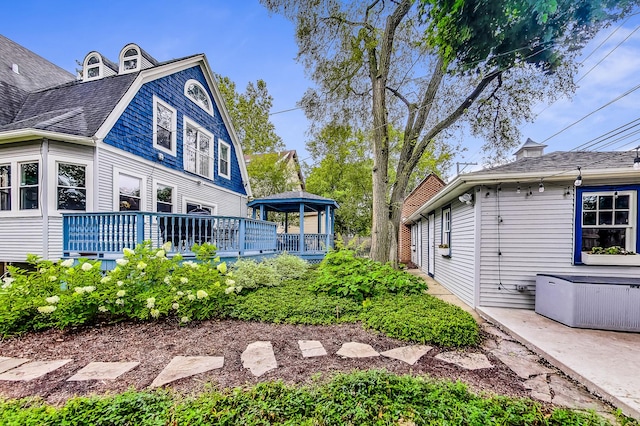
(0, 370), (616, 425)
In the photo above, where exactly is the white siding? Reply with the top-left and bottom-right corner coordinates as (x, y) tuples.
(0, 217), (44, 261)
(97, 147), (247, 216)
(49, 141), (94, 161)
(432, 201), (476, 307)
(478, 183), (640, 309)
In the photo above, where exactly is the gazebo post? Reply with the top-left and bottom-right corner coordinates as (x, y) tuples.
(325, 205), (331, 251)
(299, 202), (305, 254)
(285, 212), (289, 233)
(317, 210), (322, 233)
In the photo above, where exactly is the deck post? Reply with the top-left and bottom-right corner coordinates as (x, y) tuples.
(299, 203), (305, 254)
(325, 205), (331, 251)
(238, 218), (246, 256)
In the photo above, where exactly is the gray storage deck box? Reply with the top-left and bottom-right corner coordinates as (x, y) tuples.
(535, 274), (640, 332)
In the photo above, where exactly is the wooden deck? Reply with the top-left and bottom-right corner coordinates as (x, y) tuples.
(62, 212), (333, 267)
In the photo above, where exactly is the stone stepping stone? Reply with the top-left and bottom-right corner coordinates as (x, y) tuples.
(491, 350), (553, 379)
(298, 340), (327, 358)
(548, 374), (609, 412)
(241, 341), (277, 377)
(380, 345), (432, 365)
(336, 342), (379, 358)
(434, 352), (493, 370)
(151, 356), (224, 387)
(0, 357), (29, 374)
(524, 374), (552, 402)
(0, 359), (72, 381)
(67, 362), (140, 381)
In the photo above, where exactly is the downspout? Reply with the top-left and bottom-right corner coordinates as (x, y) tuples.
(41, 138), (49, 259)
(93, 138), (99, 211)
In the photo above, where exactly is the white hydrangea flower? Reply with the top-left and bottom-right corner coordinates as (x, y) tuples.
(182, 261), (198, 268)
(176, 291), (184, 297)
(81, 262), (93, 271)
(117, 280), (124, 287)
(98, 306), (108, 313)
(45, 295), (60, 304)
(216, 262), (227, 274)
(187, 294), (196, 301)
(123, 248), (135, 257)
(180, 277), (189, 284)
(115, 258), (128, 266)
(156, 249), (165, 258)
(60, 259), (74, 268)
(137, 261), (147, 270)
(1, 282), (11, 289)
(49, 276), (58, 282)
(116, 290), (126, 297)
(100, 276), (111, 284)
(225, 287), (234, 295)
(74, 287), (85, 294)
(115, 298), (124, 305)
(2, 277), (15, 285)
(172, 303), (179, 310)
(162, 241), (172, 252)
(196, 290), (208, 299)
(226, 279), (236, 286)
(146, 297), (156, 309)
(150, 309), (160, 318)
(164, 276), (171, 285)
(83, 286), (96, 293)
(37, 305), (56, 314)
(180, 316), (190, 323)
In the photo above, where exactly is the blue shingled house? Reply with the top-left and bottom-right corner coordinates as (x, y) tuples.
(0, 35), (259, 271)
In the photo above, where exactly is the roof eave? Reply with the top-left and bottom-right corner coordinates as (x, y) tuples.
(0, 129), (95, 146)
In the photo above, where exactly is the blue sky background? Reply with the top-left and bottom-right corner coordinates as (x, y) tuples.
(2, 1), (639, 178)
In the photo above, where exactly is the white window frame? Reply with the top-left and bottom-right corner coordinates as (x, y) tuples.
(83, 54), (103, 81)
(580, 190), (636, 253)
(152, 180), (177, 213)
(0, 156), (41, 217)
(184, 79), (213, 115)
(183, 117), (214, 179)
(113, 168), (147, 212)
(48, 156), (93, 214)
(0, 163), (11, 212)
(442, 206), (451, 247)
(183, 198), (217, 215)
(218, 139), (231, 180)
(119, 44), (141, 74)
(153, 95), (177, 157)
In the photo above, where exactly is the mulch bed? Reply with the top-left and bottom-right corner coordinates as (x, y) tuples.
(0, 319), (528, 405)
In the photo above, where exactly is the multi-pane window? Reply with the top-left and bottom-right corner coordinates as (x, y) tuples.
(581, 191), (635, 252)
(156, 184), (173, 213)
(153, 97), (176, 155)
(0, 164), (10, 211)
(85, 55), (101, 80)
(57, 163), (86, 210)
(442, 207), (451, 247)
(184, 122), (213, 178)
(218, 140), (230, 179)
(122, 48), (139, 71)
(185, 81), (211, 113)
(186, 202), (214, 214)
(119, 174), (142, 211)
(19, 162), (39, 210)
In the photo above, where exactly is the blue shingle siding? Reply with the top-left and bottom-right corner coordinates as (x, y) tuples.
(103, 66), (246, 195)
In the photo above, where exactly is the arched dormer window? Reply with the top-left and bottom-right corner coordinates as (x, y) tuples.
(184, 79), (213, 115)
(83, 53), (103, 81)
(119, 44), (141, 73)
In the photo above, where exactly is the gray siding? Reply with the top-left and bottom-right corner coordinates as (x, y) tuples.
(478, 183), (640, 309)
(433, 201), (476, 307)
(97, 146), (247, 216)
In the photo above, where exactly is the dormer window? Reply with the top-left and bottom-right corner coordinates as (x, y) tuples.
(119, 44), (141, 73)
(83, 54), (102, 81)
(184, 79), (213, 115)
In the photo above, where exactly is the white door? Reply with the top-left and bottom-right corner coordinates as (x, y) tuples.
(416, 221), (423, 268)
(428, 213), (435, 276)
(410, 224), (417, 265)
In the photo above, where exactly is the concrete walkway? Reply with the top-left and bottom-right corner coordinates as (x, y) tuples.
(478, 307), (640, 420)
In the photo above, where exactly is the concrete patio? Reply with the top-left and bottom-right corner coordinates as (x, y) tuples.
(478, 306), (640, 420)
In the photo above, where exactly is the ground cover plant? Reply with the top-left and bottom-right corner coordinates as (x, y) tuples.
(0, 242), (478, 347)
(0, 370), (618, 425)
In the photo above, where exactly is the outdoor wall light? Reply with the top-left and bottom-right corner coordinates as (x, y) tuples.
(458, 193), (473, 205)
(574, 166), (582, 186)
(538, 179), (545, 193)
(516, 184), (521, 194)
(634, 147), (640, 170)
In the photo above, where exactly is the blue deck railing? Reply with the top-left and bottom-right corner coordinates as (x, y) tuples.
(62, 212), (333, 260)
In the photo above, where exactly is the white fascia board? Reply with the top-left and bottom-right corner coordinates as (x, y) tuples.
(93, 54), (253, 198)
(405, 167), (640, 223)
(0, 129), (95, 145)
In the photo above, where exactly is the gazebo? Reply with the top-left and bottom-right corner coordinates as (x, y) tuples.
(247, 191), (338, 261)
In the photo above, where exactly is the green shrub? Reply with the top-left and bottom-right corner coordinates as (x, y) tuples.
(0, 371), (616, 425)
(310, 247), (426, 302)
(360, 294), (481, 347)
(231, 253), (310, 290)
(229, 278), (361, 325)
(268, 252), (309, 281)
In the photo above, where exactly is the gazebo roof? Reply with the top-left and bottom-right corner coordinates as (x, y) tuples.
(247, 191), (339, 213)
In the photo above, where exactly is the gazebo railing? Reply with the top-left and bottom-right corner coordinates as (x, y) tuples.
(277, 233), (334, 253)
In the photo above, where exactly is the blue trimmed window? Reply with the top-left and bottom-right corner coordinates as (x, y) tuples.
(574, 185), (639, 263)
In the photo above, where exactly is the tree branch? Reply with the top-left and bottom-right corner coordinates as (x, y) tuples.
(385, 85), (413, 109)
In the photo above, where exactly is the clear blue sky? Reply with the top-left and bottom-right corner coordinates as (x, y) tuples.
(2, 1), (639, 178)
